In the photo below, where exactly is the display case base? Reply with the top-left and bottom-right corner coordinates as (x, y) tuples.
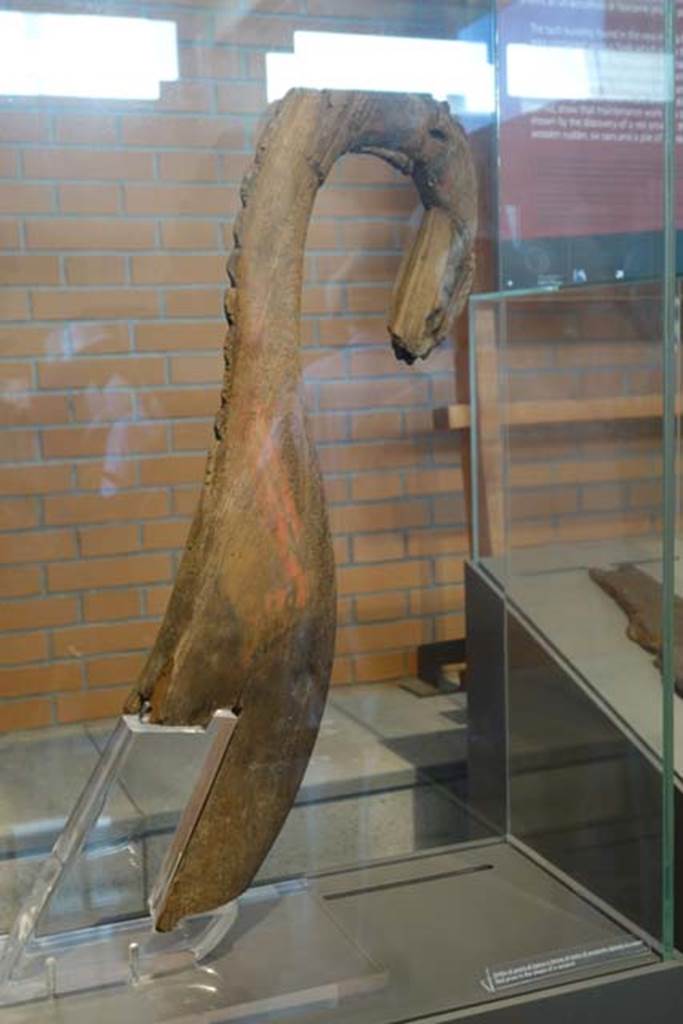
(444, 961), (683, 1024)
(0, 877), (386, 1021)
(0, 840), (668, 1024)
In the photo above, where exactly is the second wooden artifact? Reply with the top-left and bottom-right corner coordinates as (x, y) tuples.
(590, 563), (683, 694)
(123, 88), (477, 931)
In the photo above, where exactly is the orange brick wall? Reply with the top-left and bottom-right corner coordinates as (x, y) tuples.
(0, 0), (488, 731)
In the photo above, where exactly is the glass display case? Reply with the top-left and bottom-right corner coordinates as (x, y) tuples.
(1, 1), (682, 1022)
(465, 281), (676, 973)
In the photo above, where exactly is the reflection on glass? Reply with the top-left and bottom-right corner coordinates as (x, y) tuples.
(469, 281), (669, 950)
(507, 43), (667, 103)
(266, 30), (495, 114)
(0, 12), (178, 100)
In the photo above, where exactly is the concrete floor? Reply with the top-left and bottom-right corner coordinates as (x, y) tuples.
(0, 683), (477, 935)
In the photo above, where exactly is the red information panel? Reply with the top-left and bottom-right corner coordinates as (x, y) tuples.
(498, 0), (679, 245)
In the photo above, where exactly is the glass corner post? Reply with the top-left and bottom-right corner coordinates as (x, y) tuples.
(660, 0), (679, 961)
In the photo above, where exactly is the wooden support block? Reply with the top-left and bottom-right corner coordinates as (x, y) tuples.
(434, 393), (675, 433)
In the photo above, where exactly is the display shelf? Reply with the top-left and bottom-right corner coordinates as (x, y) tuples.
(479, 538), (681, 777)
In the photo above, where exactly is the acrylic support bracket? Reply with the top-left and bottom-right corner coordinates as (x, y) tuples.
(0, 708), (239, 1006)
(149, 708), (236, 927)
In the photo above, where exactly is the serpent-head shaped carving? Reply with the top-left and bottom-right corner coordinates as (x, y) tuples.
(123, 89), (477, 931)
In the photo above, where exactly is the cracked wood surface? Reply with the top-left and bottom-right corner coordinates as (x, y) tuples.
(589, 564), (683, 696)
(123, 89), (477, 931)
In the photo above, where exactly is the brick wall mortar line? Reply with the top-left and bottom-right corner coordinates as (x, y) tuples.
(0, 606), (165, 631)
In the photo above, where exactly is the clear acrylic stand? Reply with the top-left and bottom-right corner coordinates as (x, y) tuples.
(0, 711), (387, 1019)
(0, 710), (238, 1004)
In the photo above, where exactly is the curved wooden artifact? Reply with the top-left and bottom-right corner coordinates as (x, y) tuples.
(124, 89), (477, 931)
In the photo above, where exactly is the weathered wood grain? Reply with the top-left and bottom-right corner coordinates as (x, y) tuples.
(123, 89), (477, 931)
(589, 564), (683, 696)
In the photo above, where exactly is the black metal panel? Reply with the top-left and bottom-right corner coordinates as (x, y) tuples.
(465, 559), (672, 946)
(506, 610), (663, 943)
(465, 562), (507, 835)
